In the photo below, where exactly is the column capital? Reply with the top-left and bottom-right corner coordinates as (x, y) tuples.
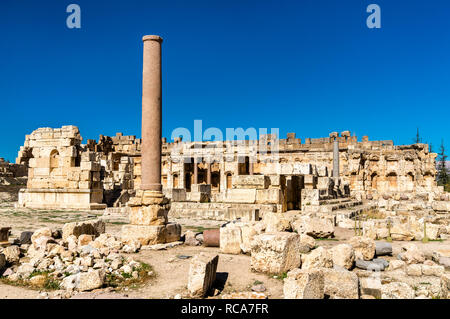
(143, 35), (163, 43)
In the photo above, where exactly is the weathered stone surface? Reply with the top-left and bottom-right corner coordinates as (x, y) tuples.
(381, 282), (414, 299)
(421, 264), (444, 277)
(220, 225), (242, 255)
(187, 253), (219, 298)
(437, 256), (450, 268)
(375, 242), (392, 256)
(16, 263), (35, 277)
(299, 234), (316, 252)
(440, 274), (449, 299)
(3, 245), (21, 263)
(129, 204), (168, 226)
(349, 236), (375, 261)
(330, 244), (355, 270)
(302, 247), (333, 270)
(61, 269), (105, 291)
(406, 264), (422, 276)
(62, 220), (105, 241)
(251, 232), (301, 274)
(372, 258), (389, 269)
(400, 243), (425, 264)
(184, 231), (201, 246)
(165, 223), (181, 243)
(0, 254), (6, 273)
(388, 260), (405, 271)
(322, 268), (359, 299)
(19, 231), (33, 245)
(355, 260), (384, 271)
(78, 234), (93, 247)
(121, 224), (166, 245)
(292, 216), (334, 239)
(263, 212), (293, 233)
(432, 201), (450, 212)
(29, 275), (47, 287)
(240, 224), (258, 254)
(221, 292), (267, 299)
(360, 276), (382, 299)
(31, 227), (52, 247)
(390, 224), (415, 241)
(283, 268), (324, 299)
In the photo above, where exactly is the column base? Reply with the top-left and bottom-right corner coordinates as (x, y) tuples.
(122, 190), (181, 245)
(127, 190), (170, 225)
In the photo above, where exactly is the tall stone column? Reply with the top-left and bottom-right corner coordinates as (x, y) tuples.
(193, 158), (198, 185)
(207, 162), (212, 184)
(141, 35), (163, 192)
(333, 139), (339, 178)
(121, 35), (180, 246)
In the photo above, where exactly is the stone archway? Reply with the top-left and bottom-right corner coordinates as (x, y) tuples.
(371, 172), (378, 190)
(173, 174), (179, 188)
(226, 172), (232, 189)
(387, 172), (398, 191)
(49, 149), (59, 175)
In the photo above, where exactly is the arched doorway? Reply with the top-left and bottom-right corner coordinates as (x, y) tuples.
(226, 173), (232, 189)
(371, 172), (378, 190)
(173, 174), (179, 188)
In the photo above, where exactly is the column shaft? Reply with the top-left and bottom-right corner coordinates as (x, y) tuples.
(333, 139), (340, 178)
(141, 35), (163, 192)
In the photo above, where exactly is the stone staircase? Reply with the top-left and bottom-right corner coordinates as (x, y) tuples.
(316, 197), (378, 228)
(169, 201), (274, 221)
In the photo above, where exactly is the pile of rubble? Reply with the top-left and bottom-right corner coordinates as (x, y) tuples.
(0, 219), (152, 296)
(184, 211), (449, 299)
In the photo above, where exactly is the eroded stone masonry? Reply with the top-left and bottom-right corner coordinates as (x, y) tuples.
(15, 128), (444, 217)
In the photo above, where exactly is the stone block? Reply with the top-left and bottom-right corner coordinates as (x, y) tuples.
(283, 268), (324, 299)
(360, 276), (382, 299)
(129, 205), (168, 226)
(232, 175), (269, 189)
(349, 236), (376, 261)
(165, 223), (181, 243)
(251, 232), (301, 274)
(220, 225), (242, 255)
(302, 246), (333, 269)
(62, 220), (105, 241)
(224, 189), (256, 204)
(292, 216), (334, 239)
(322, 268), (359, 299)
(263, 212), (294, 233)
(121, 224), (167, 246)
(330, 244), (355, 270)
(381, 282), (414, 299)
(187, 253), (219, 298)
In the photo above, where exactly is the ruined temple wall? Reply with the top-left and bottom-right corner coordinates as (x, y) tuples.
(15, 128), (442, 208)
(16, 126), (105, 209)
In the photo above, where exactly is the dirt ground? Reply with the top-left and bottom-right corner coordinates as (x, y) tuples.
(0, 203), (449, 299)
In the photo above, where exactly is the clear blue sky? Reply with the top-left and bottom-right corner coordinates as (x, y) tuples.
(1, 0), (449, 162)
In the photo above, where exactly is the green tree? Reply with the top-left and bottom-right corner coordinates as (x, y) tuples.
(437, 140), (449, 191)
(414, 127), (422, 144)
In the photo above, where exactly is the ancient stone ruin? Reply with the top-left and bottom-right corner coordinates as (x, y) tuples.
(0, 34), (449, 300)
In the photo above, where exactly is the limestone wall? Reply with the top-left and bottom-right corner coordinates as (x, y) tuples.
(16, 126), (105, 210)
(14, 127), (442, 209)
